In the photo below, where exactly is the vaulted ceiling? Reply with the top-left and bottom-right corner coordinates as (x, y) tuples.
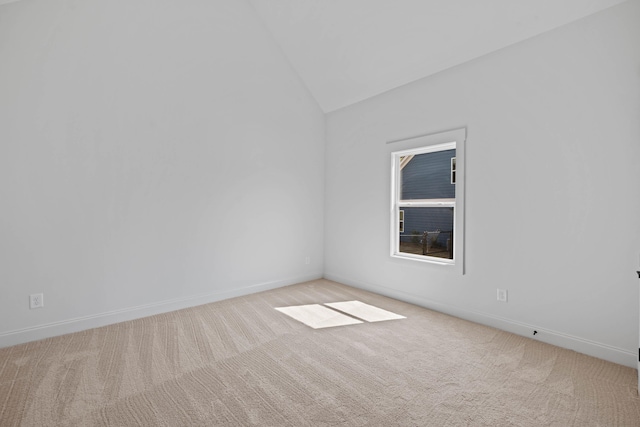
(249, 0), (629, 112)
(0, 0), (629, 113)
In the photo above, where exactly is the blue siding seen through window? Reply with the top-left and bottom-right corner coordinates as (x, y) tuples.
(398, 148), (456, 259)
(401, 149), (455, 200)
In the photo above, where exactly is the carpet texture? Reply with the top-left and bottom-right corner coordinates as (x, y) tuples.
(0, 279), (638, 426)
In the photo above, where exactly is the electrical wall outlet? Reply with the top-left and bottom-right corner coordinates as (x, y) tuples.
(29, 293), (44, 309)
(496, 289), (508, 302)
(305, 256), (310, 265)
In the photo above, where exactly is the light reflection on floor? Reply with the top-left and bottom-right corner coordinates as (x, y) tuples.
(275, 301), (405, 329)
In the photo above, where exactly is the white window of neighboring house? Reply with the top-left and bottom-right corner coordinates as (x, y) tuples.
(451, 157), (456, 184)
(389, 128), (466, 273)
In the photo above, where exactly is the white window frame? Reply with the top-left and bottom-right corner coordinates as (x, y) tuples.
(388, 128), (466, 273)
(399, 209), (404, 233)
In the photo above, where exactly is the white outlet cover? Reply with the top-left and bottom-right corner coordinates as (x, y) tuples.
(29, 293), (44, 309)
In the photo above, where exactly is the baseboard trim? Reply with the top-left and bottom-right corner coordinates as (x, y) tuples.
(0, 273), (323, 349)
(324, 273), (636, 368)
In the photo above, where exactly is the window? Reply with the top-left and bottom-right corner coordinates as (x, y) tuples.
(389, 128), (465, 272)
(451, 157), (456, 184)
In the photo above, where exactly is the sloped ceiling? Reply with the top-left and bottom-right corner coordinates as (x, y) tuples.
(0, 0), (629, 112)
(249, 0), (629, 112)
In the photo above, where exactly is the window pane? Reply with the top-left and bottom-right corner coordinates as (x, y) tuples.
(451, 157), (456, 184)
(401, 149), (456, 200)
(398, 207), (453, 259)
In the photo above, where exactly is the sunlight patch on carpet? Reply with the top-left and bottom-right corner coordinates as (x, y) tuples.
(325, 301), (406, 322)
(275, 301), (405, 329)
(275, 304), (363, 329)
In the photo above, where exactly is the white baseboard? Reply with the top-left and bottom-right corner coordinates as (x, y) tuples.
(324, 272), (636, 369)
(0, 273), (323, 349)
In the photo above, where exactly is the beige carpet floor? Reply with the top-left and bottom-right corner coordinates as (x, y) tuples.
(1, 279), (639, 426)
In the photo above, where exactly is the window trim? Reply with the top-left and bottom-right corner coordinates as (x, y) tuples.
(388, 128), (466, 274)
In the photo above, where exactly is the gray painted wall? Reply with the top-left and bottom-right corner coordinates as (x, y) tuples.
(1, 0), (639, 369)
(0, 0), (325, 345)
(325, 1), (640, 366)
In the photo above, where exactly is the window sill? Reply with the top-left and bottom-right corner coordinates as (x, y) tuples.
(390, 252), (454, 266)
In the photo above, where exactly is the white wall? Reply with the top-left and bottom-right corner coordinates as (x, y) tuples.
(2, 0), (638, 369)
(325, 1), (640, 367)
(0, 0), (325, 345)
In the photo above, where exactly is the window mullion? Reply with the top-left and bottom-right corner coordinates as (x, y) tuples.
(399, 199), (455, 208)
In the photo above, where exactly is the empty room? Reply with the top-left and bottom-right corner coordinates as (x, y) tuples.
(1, 0), (639, 425)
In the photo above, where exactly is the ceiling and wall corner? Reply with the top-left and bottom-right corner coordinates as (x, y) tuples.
(248, 0), (629, 112)
(1, 0), (630, 112)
